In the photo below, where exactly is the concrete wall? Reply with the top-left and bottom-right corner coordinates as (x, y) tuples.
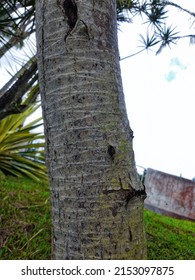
(144, 168), (195, 221)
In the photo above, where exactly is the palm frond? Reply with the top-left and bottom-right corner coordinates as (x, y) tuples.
(138, 32), (160, 50)
(156, 25), (179, 54)
(0, 104), (48, 182)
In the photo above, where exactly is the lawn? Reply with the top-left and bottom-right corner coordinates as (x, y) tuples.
(0, 176), (51, 259)
(0, 176), (194, 259)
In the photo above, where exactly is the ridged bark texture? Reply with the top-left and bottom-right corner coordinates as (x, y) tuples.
(36, 0), (147, 259)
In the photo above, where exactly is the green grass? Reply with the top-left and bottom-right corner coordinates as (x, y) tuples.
(144, 209), (195, 259)
(0, 176), (51, 259)
(0, 176), (194, 259)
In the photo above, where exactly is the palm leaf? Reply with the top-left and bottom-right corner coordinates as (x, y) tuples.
(0, 104), (48, 182)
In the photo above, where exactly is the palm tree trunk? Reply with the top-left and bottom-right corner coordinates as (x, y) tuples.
(36, 0), (147, 259)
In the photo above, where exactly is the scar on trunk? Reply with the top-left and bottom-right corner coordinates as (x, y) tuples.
(128, 228), (133, 242)
(63, 0), (78, 29)
(107, 144), (116, 161)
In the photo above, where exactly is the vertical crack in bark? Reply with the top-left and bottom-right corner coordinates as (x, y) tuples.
(118, 176), (123, 189)
(63, 0), (78, 29)
(128, 228), (133, 242)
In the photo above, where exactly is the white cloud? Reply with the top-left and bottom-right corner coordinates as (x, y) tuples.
(165, 57), (188, 82)
(169, 57), (186, 69)
(165, 71), (177, 82)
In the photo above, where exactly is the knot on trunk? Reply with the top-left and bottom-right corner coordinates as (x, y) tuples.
(107, 144), (116, 161)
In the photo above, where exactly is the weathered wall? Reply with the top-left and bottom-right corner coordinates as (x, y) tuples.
(144, 168), (195, 221)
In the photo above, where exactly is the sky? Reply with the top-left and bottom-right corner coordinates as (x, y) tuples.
(0, 1), (195, 180)
(118, 0), (195, 179)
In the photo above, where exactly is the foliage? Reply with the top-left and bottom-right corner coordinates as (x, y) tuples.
(0, 104), (48, 182)
(1, 176), (194, 260)
(118, 0), (195, 58)
(0, 0), (35, 44)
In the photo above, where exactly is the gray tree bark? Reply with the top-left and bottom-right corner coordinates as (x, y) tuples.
(36, 0), (147, 259)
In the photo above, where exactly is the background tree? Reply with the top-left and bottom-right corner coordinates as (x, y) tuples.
(0, 1), (47, 181)
(0, 0), (37, 120)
